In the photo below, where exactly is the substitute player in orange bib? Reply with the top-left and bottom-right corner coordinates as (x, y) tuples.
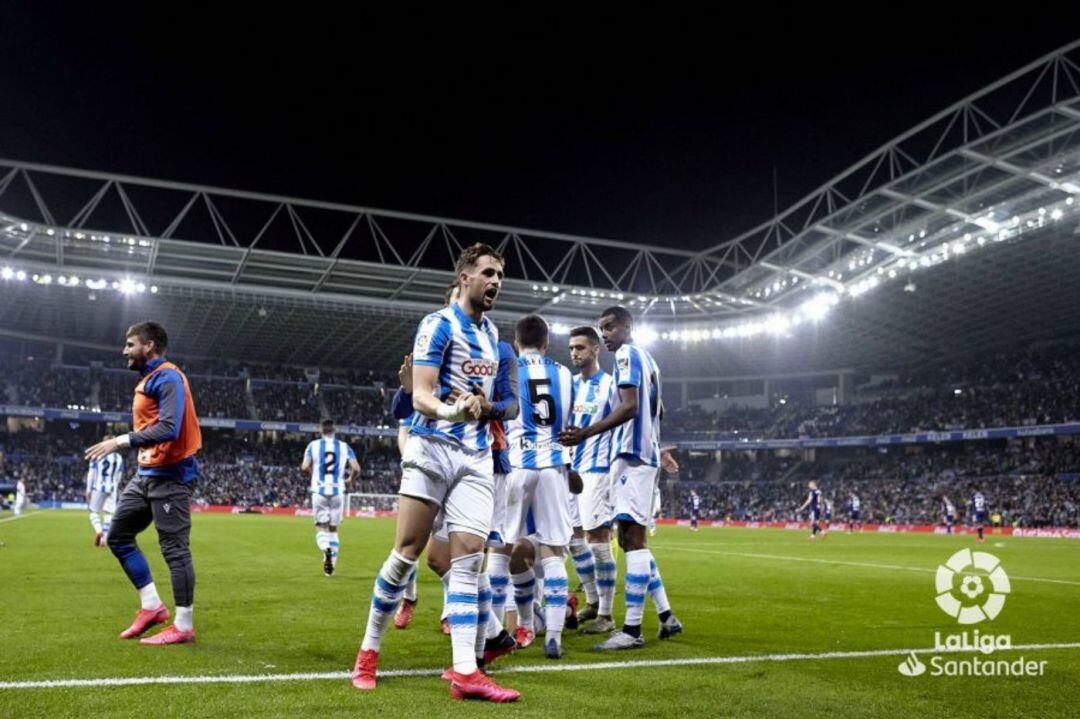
(85, 321), (203, 645)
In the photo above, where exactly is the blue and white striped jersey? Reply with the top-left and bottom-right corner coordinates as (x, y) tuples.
(807, 488), (821, 512)
(570, 370), (616, 473)
(507, 351), (574, 469)
(87, 452), (124, 494)
(610, 342), (662, 467)
(973, 492), (986, 511)
(409, 303), (500, 452)
(849, 495), (860, 511)
(944, 499), (955, 516)
(305, 437), (356, 496)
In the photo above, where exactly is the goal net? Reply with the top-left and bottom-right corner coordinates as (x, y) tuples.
(345, 492), (399, 518)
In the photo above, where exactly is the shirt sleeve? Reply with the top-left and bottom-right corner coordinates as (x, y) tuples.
(489, 341), (519, 421)
(615, 347), (641, 389)
(347, 446), (357, 461)
(391, 388), (414, 420)
(86, 463), (94, 491)
(128, 369), (185, 448)
(413, 314), (452, 367)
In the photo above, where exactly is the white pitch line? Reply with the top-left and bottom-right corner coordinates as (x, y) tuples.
(0, 510), (42, 524)
(658, 545), (1080, 587)
(2, 642), (1079, 690)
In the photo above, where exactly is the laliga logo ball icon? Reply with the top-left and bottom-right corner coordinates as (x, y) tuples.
(934, 549), (1010, 624)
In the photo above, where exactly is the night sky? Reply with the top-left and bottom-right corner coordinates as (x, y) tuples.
(4, 9), (1079, 252)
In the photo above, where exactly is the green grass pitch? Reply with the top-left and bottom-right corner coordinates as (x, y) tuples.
(1, 510), (1078, 718)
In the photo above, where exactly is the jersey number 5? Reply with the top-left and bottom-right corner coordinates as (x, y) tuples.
(528, 378), (556, 427)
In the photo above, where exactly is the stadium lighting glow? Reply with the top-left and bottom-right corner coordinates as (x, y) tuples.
(549, 322), (571, 335)
(151, 285), (159, 294)
(798, 293), (837, 322)
(637, 326), (658, 346)
(15, 270), (25, 281)
(118, 278), (137, 294)
(1051, 208), (1064, 220)
(1, 267), (12, 279)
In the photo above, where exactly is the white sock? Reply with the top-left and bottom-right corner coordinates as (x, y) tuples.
(485, 598), (504, 640)
(89, 511), (103, 533)
(360, 550), (416, 652)
(447, 553), (482, 674)
(138, 582), (162, 611)
(102, 512), (112, 536)
(569, 538), (598, 605)
(648, 554), (671, 615)
(624, 549), (651, 628)
(316, 530), (330, 552)
(329, 532), (340, 565)
(591, 542), (616, 618)
(541, 556), (568, 646)
(487, 552), (511, 623)
(475, 571), (492, 659)
(175, 605), (194, 632)
(511, 568), (536, 630)
(440, 572), (450, 621)
(403, 565), (418, 603)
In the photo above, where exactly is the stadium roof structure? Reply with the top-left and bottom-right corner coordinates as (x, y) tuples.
(2, 40), (1080, 376)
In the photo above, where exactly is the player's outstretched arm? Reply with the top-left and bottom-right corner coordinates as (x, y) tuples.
(559, 386), (638, 445)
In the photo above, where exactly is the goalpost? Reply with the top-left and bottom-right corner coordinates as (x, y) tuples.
(344, 492), (399, 518)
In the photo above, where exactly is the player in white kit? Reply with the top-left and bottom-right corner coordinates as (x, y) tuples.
(351, 243), (521, 703)
(13, 478), (27, 516)
(86, 439), (125, 546)
(301, 419), (360, 576)
(560, 306), (683, 650)
(504, 314), (575, 659)
(566, 326), (619, 635)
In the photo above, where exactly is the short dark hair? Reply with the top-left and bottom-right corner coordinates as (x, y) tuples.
(443, 282), (458, 305)
(321, 418), (335, 434)
(454, 243), (505, 276)
(599, 305), (634, 326)
(126, 322), (168, 351)
(569, 326), (601, 344)
(515, 314), (549, 349)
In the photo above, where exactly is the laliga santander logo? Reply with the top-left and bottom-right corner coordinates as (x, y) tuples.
(896, 549), (1045, 678)
(461, 359), (498, 377)
(934, 549), (1010, 624)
